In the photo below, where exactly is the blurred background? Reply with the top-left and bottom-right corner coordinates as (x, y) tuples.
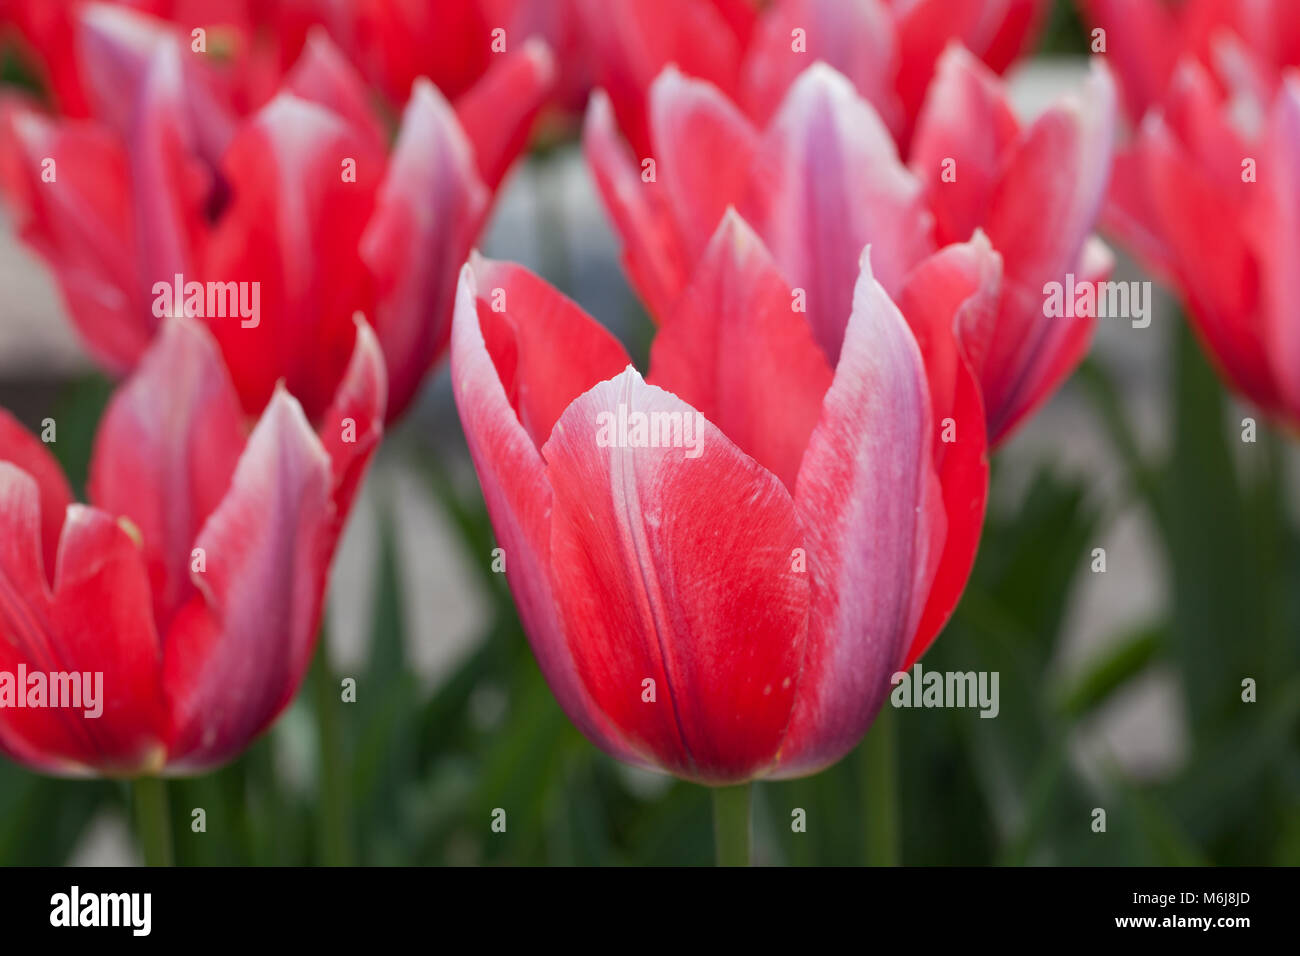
(1, 0), (1297, 865)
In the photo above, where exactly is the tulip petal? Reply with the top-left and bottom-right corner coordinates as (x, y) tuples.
(469, 256), (632, 450)
(360, 79), (489, 421)
(741, 0), (900, 133)
(78, 3), (235, 169)
(1251, 78), (1300, 417)
(0, 410), (74, 583)
(745, 64), (934, 364)
(88, 318), (247, 633)
(79, 12), (213, 331)
(893, 0), (987, 132)
(450, 265), (646, 766)
(975, 0), (1051, 75)
(202, 93), (383, 422)
(897, 238), (998, 663)
(1103, 147), (1177, 283)
(648, 67), (761, 262)
(48, 506), (168, 772)
(316, 316), (387, 531)
(353, 0), (492, 105)
(0, 467), (165, 775)
(774, 251), (939, 778)
(6, 0), (91, 115)
(648, 210), (833, 491)
(911, 45), (1021, 248)
(1140, 114), (1274, 411)
(283, 28), (387, 154)
(582, 90), (692, 322)
(162, 389), (334, 772)
(454, 38), (556, 191)
(0, 109), (150, 371)
(574, 0), (744, 160)
(1078, 0), (1178, 120)
(980, 60), (1117, 440)
(991, 236), (1114, 443)
(543, 367), (809, 783)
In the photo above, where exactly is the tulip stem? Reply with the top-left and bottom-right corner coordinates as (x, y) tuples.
(131, 776), (173, 867)
(711, 783), (752, 866)
(862, 706), (900, 866)
(311, 644), (352, 866)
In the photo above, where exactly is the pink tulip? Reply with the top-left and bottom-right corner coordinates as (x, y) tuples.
(576, 0), (1048, 158)
(0, 6), (553, 423)
(0, 317), (384, 776)
(0, 0), (333, 117)
(450, 205), (991, 782)
(911, 46), (1118, 441)
(1081, 0), (1300, 122)
(584, 54), (1117, 445)
(742, 0), (1050, 148)
(1106, 51), (1300, 429)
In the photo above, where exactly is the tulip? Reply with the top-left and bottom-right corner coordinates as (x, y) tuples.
(5, 0), (593, 132)
(1105, 53), (1300, 430)
(349, 0), (591, 120)
(572, 0), (758, 160)
(584, 54), (1116, 446)
(0, 0), (327, 117)
(0, 314), (385, 777)
(741, 0), (1049, 148)
(575, 0), (1048, 159)
(450, 208), (990, 790)
(0, 5), (554, 422)
(911, 46), (1118, 442)
(1080, 0), (1300, 122)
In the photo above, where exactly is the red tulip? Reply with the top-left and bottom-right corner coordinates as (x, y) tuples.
(2, 0), (95, 115)
(0, 315), (385, 776)
(1080, 0), (1300, 122)
(1106, 53), (1300, 429)
(584, 54), (1116, 446)
(742, 0), (1050, 148)
(451, 208), (989, 782)
(0, 6), (553, 423)
(349, 0), (589, 115)
(576, 0), (1048, 159)
(572, 0), (758, 160)
(0, 0), (326, 117)
(911, 47), (1117, 442)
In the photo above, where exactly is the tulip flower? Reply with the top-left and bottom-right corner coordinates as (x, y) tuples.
(0, 0), (326, 117)
(0, 5), (553, 422)
(1105, 53), (1300, 431)
(584, 54), (1116, 446)
(572, 0), (759, 160)
(575, 0), (1048, 159)
(741, 0), (1049, 148)
(910, 46), (1117, 442)
(0, 314), (385, 777)
(450, 208), (990, 790)
(1080, 0), (1300, 122)
(3, 0), (591, 130)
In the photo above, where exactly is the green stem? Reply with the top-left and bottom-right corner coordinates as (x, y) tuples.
(711, 783), (752, 866)
(862, 705), (900, 866)
(131, 776), (173, 867)
(311, 643), (352, 866)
